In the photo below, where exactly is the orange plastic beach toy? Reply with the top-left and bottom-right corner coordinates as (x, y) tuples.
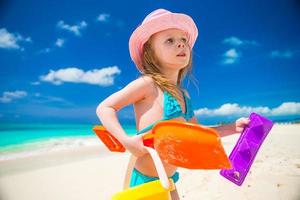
(93, 126), (125, 152)
(150, 120), (232, 169)
(93, 121), (231, 169)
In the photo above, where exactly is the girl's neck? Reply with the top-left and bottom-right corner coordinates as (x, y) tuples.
(160, 68), (180, 85)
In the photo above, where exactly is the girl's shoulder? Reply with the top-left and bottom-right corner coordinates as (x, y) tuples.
(138, 75), (156, 85)
(128, 75), (156, 90)
(122, 75), (156, 99)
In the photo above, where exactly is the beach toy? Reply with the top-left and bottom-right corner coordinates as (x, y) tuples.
(112, 179), (175, 200)
(112, 146), (174, 198)
(93, 126), (126, 152)
(220, 112), (273, 186)
(93, 121), (231, 170)
(151, 121), (232, 169)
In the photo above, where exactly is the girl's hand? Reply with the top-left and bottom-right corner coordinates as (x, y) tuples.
(122, 135), (148, 157)
(235, 117), (250, 133)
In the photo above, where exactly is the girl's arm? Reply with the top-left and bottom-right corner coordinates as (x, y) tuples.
(189, 116), (237, 137)
(188, 113), (236, 137)
(211, 117), (250, 137)
(96, 76), (154, 156)
(211, 123), (236, 137)
(188, 113), (249, 137)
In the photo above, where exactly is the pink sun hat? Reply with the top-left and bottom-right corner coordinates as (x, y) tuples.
(129, 8), (198, 72)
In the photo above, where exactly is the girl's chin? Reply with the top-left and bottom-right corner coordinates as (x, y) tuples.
(176, 61), (189, 68)
(168, 64), (188, 70)
(161, 61), (189, 69)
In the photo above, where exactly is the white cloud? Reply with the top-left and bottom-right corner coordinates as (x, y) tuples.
(195, 102), (300, 117)
(97, 13), (110, 22)
(0, 28), (32, 50)
(222, 48), (240, 64)
(40, 66), (121, 86)
(57, 20), (87, 36)
(223, 36), (259, 47)
(37, 38), (64, 54)
(55, 38), (65, 47)
(0, 90), (28, 103)
(223, 37), (243, 46)
(270, 102), (300, 116)
(221, 37), (258, 65)
(270, 50), (294, 59)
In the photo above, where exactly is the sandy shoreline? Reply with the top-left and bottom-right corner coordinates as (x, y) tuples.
(0, 124), (299, 200)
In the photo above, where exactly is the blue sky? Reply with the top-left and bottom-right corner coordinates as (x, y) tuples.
(0, 0), (300, 125)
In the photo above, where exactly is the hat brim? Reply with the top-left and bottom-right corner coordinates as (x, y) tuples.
(129, 12), (198, 71)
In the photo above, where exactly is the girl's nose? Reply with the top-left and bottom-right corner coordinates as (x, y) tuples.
(177, 42), (185, 48)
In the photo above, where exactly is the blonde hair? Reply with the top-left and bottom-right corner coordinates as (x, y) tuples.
(140, 37), (194, 105)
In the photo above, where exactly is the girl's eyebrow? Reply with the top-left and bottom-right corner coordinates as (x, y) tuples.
(164, 32), (187, 37)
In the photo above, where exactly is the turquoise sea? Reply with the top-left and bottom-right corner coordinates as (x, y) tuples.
(0, 123), (137, 161)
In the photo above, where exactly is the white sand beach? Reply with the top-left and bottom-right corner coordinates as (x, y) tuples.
(0, 124), (299, 200)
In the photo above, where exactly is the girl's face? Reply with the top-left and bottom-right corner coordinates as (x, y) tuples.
(150, 28), (191, 70)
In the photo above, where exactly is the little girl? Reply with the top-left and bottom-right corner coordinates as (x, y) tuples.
(96, 8), (249, 200)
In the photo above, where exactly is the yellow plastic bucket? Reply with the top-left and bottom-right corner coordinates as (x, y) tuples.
(112, 179), (175, 200)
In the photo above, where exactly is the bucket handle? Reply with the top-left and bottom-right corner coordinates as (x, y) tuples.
(144, 146), (170, 189)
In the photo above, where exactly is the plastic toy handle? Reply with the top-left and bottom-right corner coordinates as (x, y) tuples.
(145, 146), (170, 189)
(93, 126), (126, 152)
(93, 126), (155, 152)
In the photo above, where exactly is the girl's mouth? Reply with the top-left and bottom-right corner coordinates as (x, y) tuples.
(177, 53), (186, 57)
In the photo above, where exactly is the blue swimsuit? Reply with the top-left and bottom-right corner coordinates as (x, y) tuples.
(130, 89), (195, 188)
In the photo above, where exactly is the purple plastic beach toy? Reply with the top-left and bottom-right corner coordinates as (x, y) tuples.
(220, 112), (273, 186)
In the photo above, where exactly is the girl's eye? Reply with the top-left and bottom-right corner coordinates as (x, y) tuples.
(165, 37), (187, 44)
(166, 38), (174, 43)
